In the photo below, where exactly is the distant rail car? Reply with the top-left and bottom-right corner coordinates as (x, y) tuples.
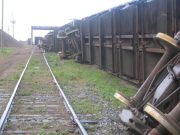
(42, 0), (180, 85)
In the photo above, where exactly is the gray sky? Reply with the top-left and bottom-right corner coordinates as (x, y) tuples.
(0, 0), (130, 41)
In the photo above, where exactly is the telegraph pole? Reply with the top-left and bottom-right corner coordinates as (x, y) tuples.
(11, 14), (16, 38)
(1, 0), (4, 50)
(11, 20), (16, 38)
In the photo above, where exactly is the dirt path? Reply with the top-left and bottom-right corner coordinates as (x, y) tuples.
(0, 45), (33, 116)
(0, 46), (33, 79)
(3, 48), (78, 135)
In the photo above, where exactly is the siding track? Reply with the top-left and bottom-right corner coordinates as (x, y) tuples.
(0, 48), (87, 135)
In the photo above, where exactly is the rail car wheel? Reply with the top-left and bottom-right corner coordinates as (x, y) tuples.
(114, 92), (130, 106)
(144, 103), (180, 135)
(154, 33), (179, 49)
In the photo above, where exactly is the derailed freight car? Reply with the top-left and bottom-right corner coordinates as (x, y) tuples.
(42, 0), (180, 134)
(43, 0), (179, 85)
(44, 20), (81, 60)
(80, 0), (180, 85)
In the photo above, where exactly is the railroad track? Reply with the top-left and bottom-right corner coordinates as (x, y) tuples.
(0, 48), (88, 135)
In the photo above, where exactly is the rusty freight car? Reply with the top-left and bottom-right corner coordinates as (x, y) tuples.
(80, 0), (179, 85)
(44, 20), (81, 59)
(41, 1), (180, 134)
(43, 0), (179, 85)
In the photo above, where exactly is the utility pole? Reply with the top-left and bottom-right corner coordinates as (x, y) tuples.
(11, 14), (16, 38)
(1, 0), (4, 50)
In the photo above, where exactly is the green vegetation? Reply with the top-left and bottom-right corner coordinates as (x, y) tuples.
(18, 90), (32, 96)
(19, 124), (33, 130)
(42, 123), (51, 129)
(22, 58), (54, 93)
(7, 73), (20, 81)
(0, 47), (15, 58)
(38, 130), (69, 135)
(47, 53), (136, 108)
(0, 68), (21, 89)
(72, 98), (102, 114)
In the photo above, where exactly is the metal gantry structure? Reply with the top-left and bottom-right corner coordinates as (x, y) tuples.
(31, 26), (60, 45)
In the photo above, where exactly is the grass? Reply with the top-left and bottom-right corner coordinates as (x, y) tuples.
(18, 90), (32, 96)
(42, 123), (51, 129)
(0, 47), (15, 58)
(46, 53), (136, 107)
(72, 98), (102, 114)
(23, 59), (51, 83)
(0, 67), (22, 89)
(22, 58), (54, 93)
(19, 124), (33, 130)
(38, 130), (69, 135)
(7, 73), (20, 81)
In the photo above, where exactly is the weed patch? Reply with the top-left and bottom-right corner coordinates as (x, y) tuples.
(0, 47), (15, 58)
(46, 53), (136, 107)
(72, 98), (102, 114)
(18, 90), (31, 96)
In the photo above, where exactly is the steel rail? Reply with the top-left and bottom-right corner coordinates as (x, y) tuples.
(0, 50), (34, 134)
(43, 53), (88, 135)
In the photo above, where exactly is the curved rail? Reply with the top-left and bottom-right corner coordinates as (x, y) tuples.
(43, 53), (88, 135)
(0, 50), (34, 134)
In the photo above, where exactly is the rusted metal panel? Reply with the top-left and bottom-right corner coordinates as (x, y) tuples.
(117, 4), (138, 81)
(119, 4), (136, 35)
(88, 20), (93, 64)
(80, 22), (85, 61)
(144, 51), (163, 79)
(91, 16), (99, 36)
(82, 20), (89, 37)
(103, 46), (113, 71)
(92, 46), (100, 66)
(81, 20), (90, 63)
(120, 39), (135, 78)
(99, 16), (103, 68)
(91, 15), (100, 66)
(101, 12), (113, 71)
(84, 44), (90, 62)
(142, 0), (168, 34)
(101, 12), (112, 36)
(122, 49), (135, 78)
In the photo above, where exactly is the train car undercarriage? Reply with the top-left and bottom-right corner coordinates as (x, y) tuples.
(115, 32), (180, 135)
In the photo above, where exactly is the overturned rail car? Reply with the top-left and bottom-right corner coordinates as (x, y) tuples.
(41, 0), (180, 134)
(80, 0), (180, 85)
(44, 20), (81, 60)
(43, 0), (180, 85)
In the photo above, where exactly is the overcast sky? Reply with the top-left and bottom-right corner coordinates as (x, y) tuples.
(0, 0), (130, 41)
